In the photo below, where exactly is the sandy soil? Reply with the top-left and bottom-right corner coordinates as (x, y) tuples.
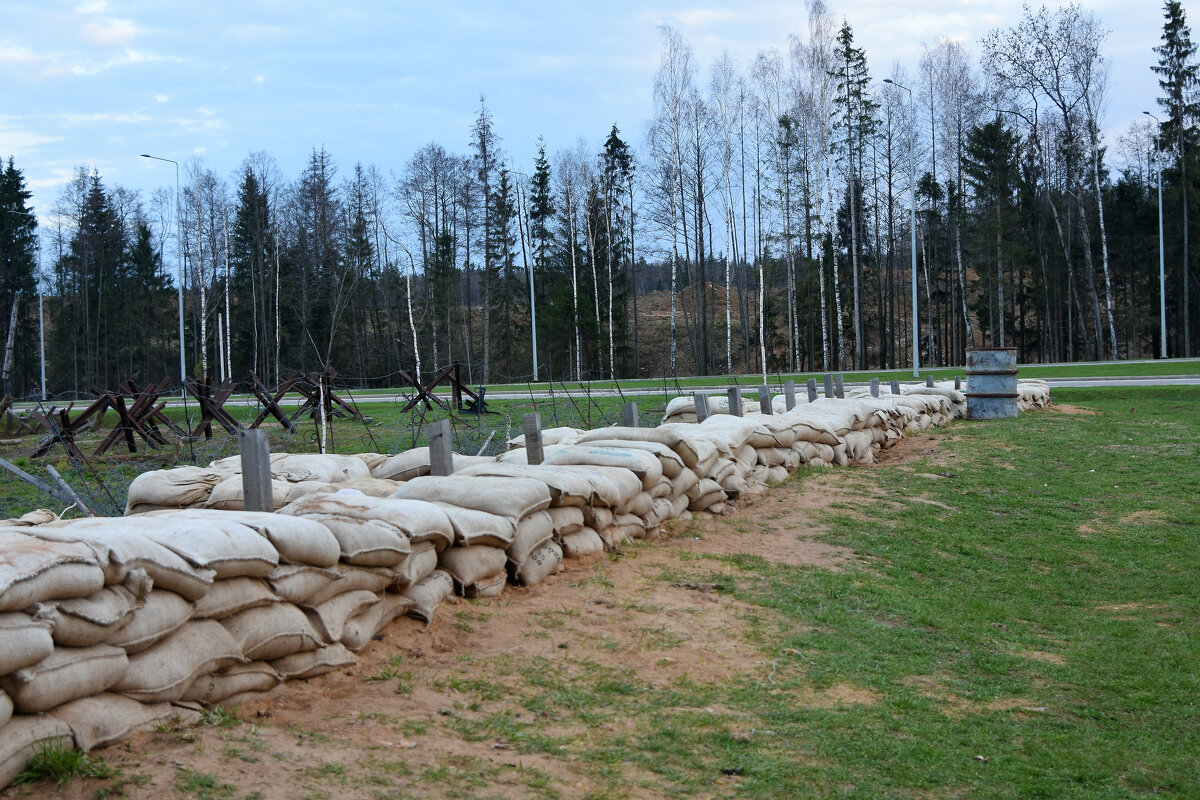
(11, 434), (948, 800)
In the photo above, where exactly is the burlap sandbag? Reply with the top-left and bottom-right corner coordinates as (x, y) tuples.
(283, 492), (455, 552)
(124, 466), (223, 513)
(204, 475), (292, 511)
(350, 452), (390, 473)
(0, 612), (54, 676)
(40, 581), (146, 647)
(271, 642), (357, 680)
(191, 578), (280, 621)
(106, 589), (193, 654)
(0, 689), (10, 728)
(582, 506), (614, 532)
(181, 661), (280, 705)
(0, 716), (71, 789)
(547, 506), (585, 538)
(391, 475), (552, 519)
(131, 516), (279, 580)
(401, 570), (454, 623)
(1, 644), (128, 713)
(29, 520), (215, 601)
(543, 445), (663, 492)
(303, 589), (379, 643)
(371, 447), (434, 481)
(265, 564), (342, 605)
(462, 571), (507, 599)
(390, 541), (439, 590)
(149, 509), (341, 568)
(553, 465), (643, 509)
(271, 453), (371, 483)
(560, 528), (604, 558)
(115, 620), (244, 703)
(687, 479), (727, 513)
(620, 491), (654, 518)
(454, 463), (592, 507)
(307, 566), (393, 606)
(506, 512), (554, 568)
(49, 692), (199, 752)
(438, 545), (507, 590)
(506, 426), (583, 450)
(0, 530), (106, 612)
(578, 438), (685, 478)
(432, 503), (516, 548)
(220, 604), (324, 661)
(340, 594), (412, 651)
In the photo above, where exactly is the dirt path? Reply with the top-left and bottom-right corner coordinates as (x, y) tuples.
(23, 436), (946, 800)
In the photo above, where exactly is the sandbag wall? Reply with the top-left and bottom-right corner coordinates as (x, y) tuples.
(0, 381), (1052, 787)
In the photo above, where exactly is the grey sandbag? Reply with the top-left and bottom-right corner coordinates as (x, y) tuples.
(0, 529), (105, 612)
(0, 715), (71, 789)
(303, 589), (379, 643)
(105, 589), (194, 654)
(547, 506), (585, 537)
(462, 570), (508, 599)
(49, 692), (200, 752)
(115, 620), (244, 703)
(514, 541), (563, 586)
(0, 689), (10, 729)
(271, 642), (358, 680)
(506, 511), (554, 567)
(0, 644), (128, 713)
(560, 528), (605, 558)
(401, 569), (454, 623)
(438, 545), (507, 590)
(220, 604), (324, 661)
(391, 475), (552, 519)
(0, 611), (54, 676)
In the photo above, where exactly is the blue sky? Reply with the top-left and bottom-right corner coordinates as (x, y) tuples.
(0, 0), (1171, 226)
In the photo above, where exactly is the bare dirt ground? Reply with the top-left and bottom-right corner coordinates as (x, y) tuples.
(18, 435), (947, 800)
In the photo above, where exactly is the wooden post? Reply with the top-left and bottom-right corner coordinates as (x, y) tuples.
(807, 378), (818, 403)
(727, 386), (743, 417)
(758, 385), (772, 415)
(239, 429), (273, 512)
(925, 375), (935, 388)
(622, 402), (639, 428)
(954, 376), (962, 390)
(870, 377), (879, 397)
(834, 374), (845, 399)
(784, 380), (796, 410)
(891, 379), (901, 395)
(823, 373), (834, 399)
(522, 413), (544, 466)
(429, 419), (455, 475)
(694, 393), (710, 423)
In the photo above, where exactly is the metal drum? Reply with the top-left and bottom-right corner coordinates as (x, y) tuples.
(965, 347), (1018, 419)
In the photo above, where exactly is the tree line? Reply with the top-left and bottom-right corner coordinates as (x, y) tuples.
(1, 1), (1197, 398)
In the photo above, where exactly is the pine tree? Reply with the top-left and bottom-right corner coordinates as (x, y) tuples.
(1153, 0), (1200, 356)
(0, 158), (38, 395)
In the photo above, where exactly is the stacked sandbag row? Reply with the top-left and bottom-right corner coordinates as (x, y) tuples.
(124, 450), (497, 515)
(1017, 379), (1051, 410)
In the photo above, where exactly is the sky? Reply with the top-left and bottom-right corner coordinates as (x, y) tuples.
(0, 0), (1177, 231)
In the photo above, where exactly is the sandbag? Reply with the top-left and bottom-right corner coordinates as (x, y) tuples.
(307, 566), (392, 606)
(40, 581), (146, 647)
(0, 530), (106, 612)
(514, 542), (563, 586)
(325, 477), (403, 497)
(687, 479), (727, 512)
(106, 589), (193, 654)
(137, 516), (279, 579)
(0, 689), (10, 728)
(115, 620), (244, 703)
(304, 516), (411, 567)
(391, 475), (552, 519)
(29, 520), (215, 601)
(191, 578), (280, 620)
(371, 447), (433, 481)
(149, 509), (341, 568)
(340, 593), (412, 651)
(1, 644), (128, 713)
(49, 693), (199, 752)
(3, 509), (59, 527)
(390, 541), (439, 590)
(546, 506), (584, 538)
(221, 604), (324, 661)
(351, 452), (390, 473)
(554, 465), (643, 509)
(577, 425), (709, 469)
(579, 438), (685, 478)
(264, 564), (340, 605)
(669, 469), (699, 498)
(181, 661), (280, 705)
(438, 545), (507, 590)
(283, 492), (455, 552)
(271, 642), (357, 680)
(402, 570), (454, 623)
(0, 612), (55, 676)
(454, 463), (592, 507)
(582, 506), (614, 532)
(303, 589), (379, 643)
(205, 475), (292, 511)
(560, 528), (605, 558)
(543, 445), (663, 491)
(462, 570), (508, 599)
(506, 512), (554, 567)
(506, 426), (583, 450)
(642, 497), (676, 529)
(271, 453), (370, 483)
(0, 715), (71, 789)
(620, 491), (654, 518)
(125, 466), (223, 513)
(433, 503), (516, 548)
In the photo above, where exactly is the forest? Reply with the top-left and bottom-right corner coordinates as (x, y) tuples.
(0, 1), (1197, 398)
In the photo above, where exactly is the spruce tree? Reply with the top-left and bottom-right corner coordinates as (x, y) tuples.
(0, 158), (38, 395)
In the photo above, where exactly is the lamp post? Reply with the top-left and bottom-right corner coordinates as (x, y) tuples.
(885, 78), (919, 377)
(1143, 112), (1168, 359)
(140, 154), (188, 397)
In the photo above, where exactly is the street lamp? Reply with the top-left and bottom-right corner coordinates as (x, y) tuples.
(885, 78), (919, 377)
(140, 154), (188, 398)
(1143, 112), (1168, 359)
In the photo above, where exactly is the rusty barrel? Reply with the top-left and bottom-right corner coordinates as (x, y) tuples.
(965, 347), (1018, 419)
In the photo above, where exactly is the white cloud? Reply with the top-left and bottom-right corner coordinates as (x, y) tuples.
(68, 48), (173, 76)
(58, 111), (152, 124)
(81, 18), (139, 46)
(155, 93), (170, 103)
(74, 1), (108, 13)
(0, 123), (63, 157)
(673, 8), (737, 27)
(254, 75), (264, 83)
